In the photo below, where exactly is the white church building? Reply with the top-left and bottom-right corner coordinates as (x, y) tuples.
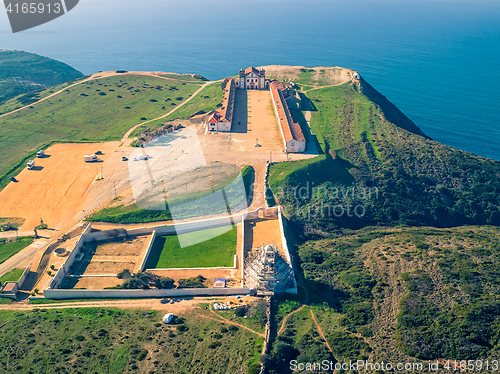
(237, 67), (267, 90)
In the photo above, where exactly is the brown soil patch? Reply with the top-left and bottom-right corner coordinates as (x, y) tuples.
(84, 261), (136, 274)
(69, 234), (151, 279)
(69, 276), (124, 289)
(94, 236), (149, 256)
(244, 218), (282, 252)
(150, 268), (240, 288)
(0, 142), (121, 233)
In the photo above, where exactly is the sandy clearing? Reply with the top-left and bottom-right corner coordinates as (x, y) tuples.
(0, 142), (123, 233)
(67, 276), (125, 290)
(243, 218), (283, 264)
(259, 65), (353, 86)
(230, 90), (284, 152)
(93, 235), (150, 257)
(70, 235), (151, 277)
(250, 218), (282, 250)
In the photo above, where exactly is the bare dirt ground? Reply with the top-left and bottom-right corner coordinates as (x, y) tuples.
(94, 236), (149, 257)
(0, 297), (223, 314)
(0, 142), (125, 234)
(244, 218), (283, 253)
(260, 65), (353, 87)
(83, 261), (136, 274)
(67, 276), (124, 289)
(230, 90), (284, 152)
(150, 269), (238, 288)
(71, 234), (150, 277)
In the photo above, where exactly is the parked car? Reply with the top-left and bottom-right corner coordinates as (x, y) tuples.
(9, 176), (16, 182)
(122, 156), (128, 161)
(95, 151), (103, 155)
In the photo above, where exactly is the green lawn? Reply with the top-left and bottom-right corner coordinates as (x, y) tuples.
(146, 225), (237, 269)
(0, 74), (201, 181)
(0, 236), (34, 264)
(0, 268), (24, 284)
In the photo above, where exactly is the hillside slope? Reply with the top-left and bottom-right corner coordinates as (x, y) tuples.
(267, 225), (500, 373)
(0, 50), (83, 105)
(268, 70), (500, 229)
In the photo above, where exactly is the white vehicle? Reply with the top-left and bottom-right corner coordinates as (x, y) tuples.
(36, 150), (45, 158)
(84, 154), (97, 162)
(27, 160), (35, 170)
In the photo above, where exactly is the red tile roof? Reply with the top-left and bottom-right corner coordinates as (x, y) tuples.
(244, 66), (260, 76)
(207, 112), (221, 123)
(218, 79), (235, 123)
(270, 83), (306, 144)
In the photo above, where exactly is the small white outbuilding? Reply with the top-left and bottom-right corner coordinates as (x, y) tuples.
(162, 313), (174, 324)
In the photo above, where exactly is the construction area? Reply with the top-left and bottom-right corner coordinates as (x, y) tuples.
(23, 207), (296, 299)
(242, 217), (296, 295)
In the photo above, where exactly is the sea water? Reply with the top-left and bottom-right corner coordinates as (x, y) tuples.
(1, 0), (499, 159)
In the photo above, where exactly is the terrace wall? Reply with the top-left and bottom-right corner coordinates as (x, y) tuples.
(49, 223), (92, 290)
(43, 287), (250, 299)
(138, 230), (156, 272)
(17, 266), (31, 289)
(278, 206), (298, 294)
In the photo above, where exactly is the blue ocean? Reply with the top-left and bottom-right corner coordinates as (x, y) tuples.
(1, 0), (499, 160)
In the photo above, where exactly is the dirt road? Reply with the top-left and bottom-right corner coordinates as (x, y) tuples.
(0, 297), (211, 314)
(120, 79), (221, 144)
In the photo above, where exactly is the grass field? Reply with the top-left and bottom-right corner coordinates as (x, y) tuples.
(146, 226), (237, 269)
(0, 50), (83, 106)
(0, 268), (24, 284)
(0, 217), (24, 229)
(0, 236), (34, 264)
(0, 74), (201, 179)
(0, 307), (263, 373)
(128, 82), (224, 137)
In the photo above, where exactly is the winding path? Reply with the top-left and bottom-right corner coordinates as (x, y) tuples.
(120, 79), (220, 143)
(198, 310), (265, 338)
(309, 308), (334, 354)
